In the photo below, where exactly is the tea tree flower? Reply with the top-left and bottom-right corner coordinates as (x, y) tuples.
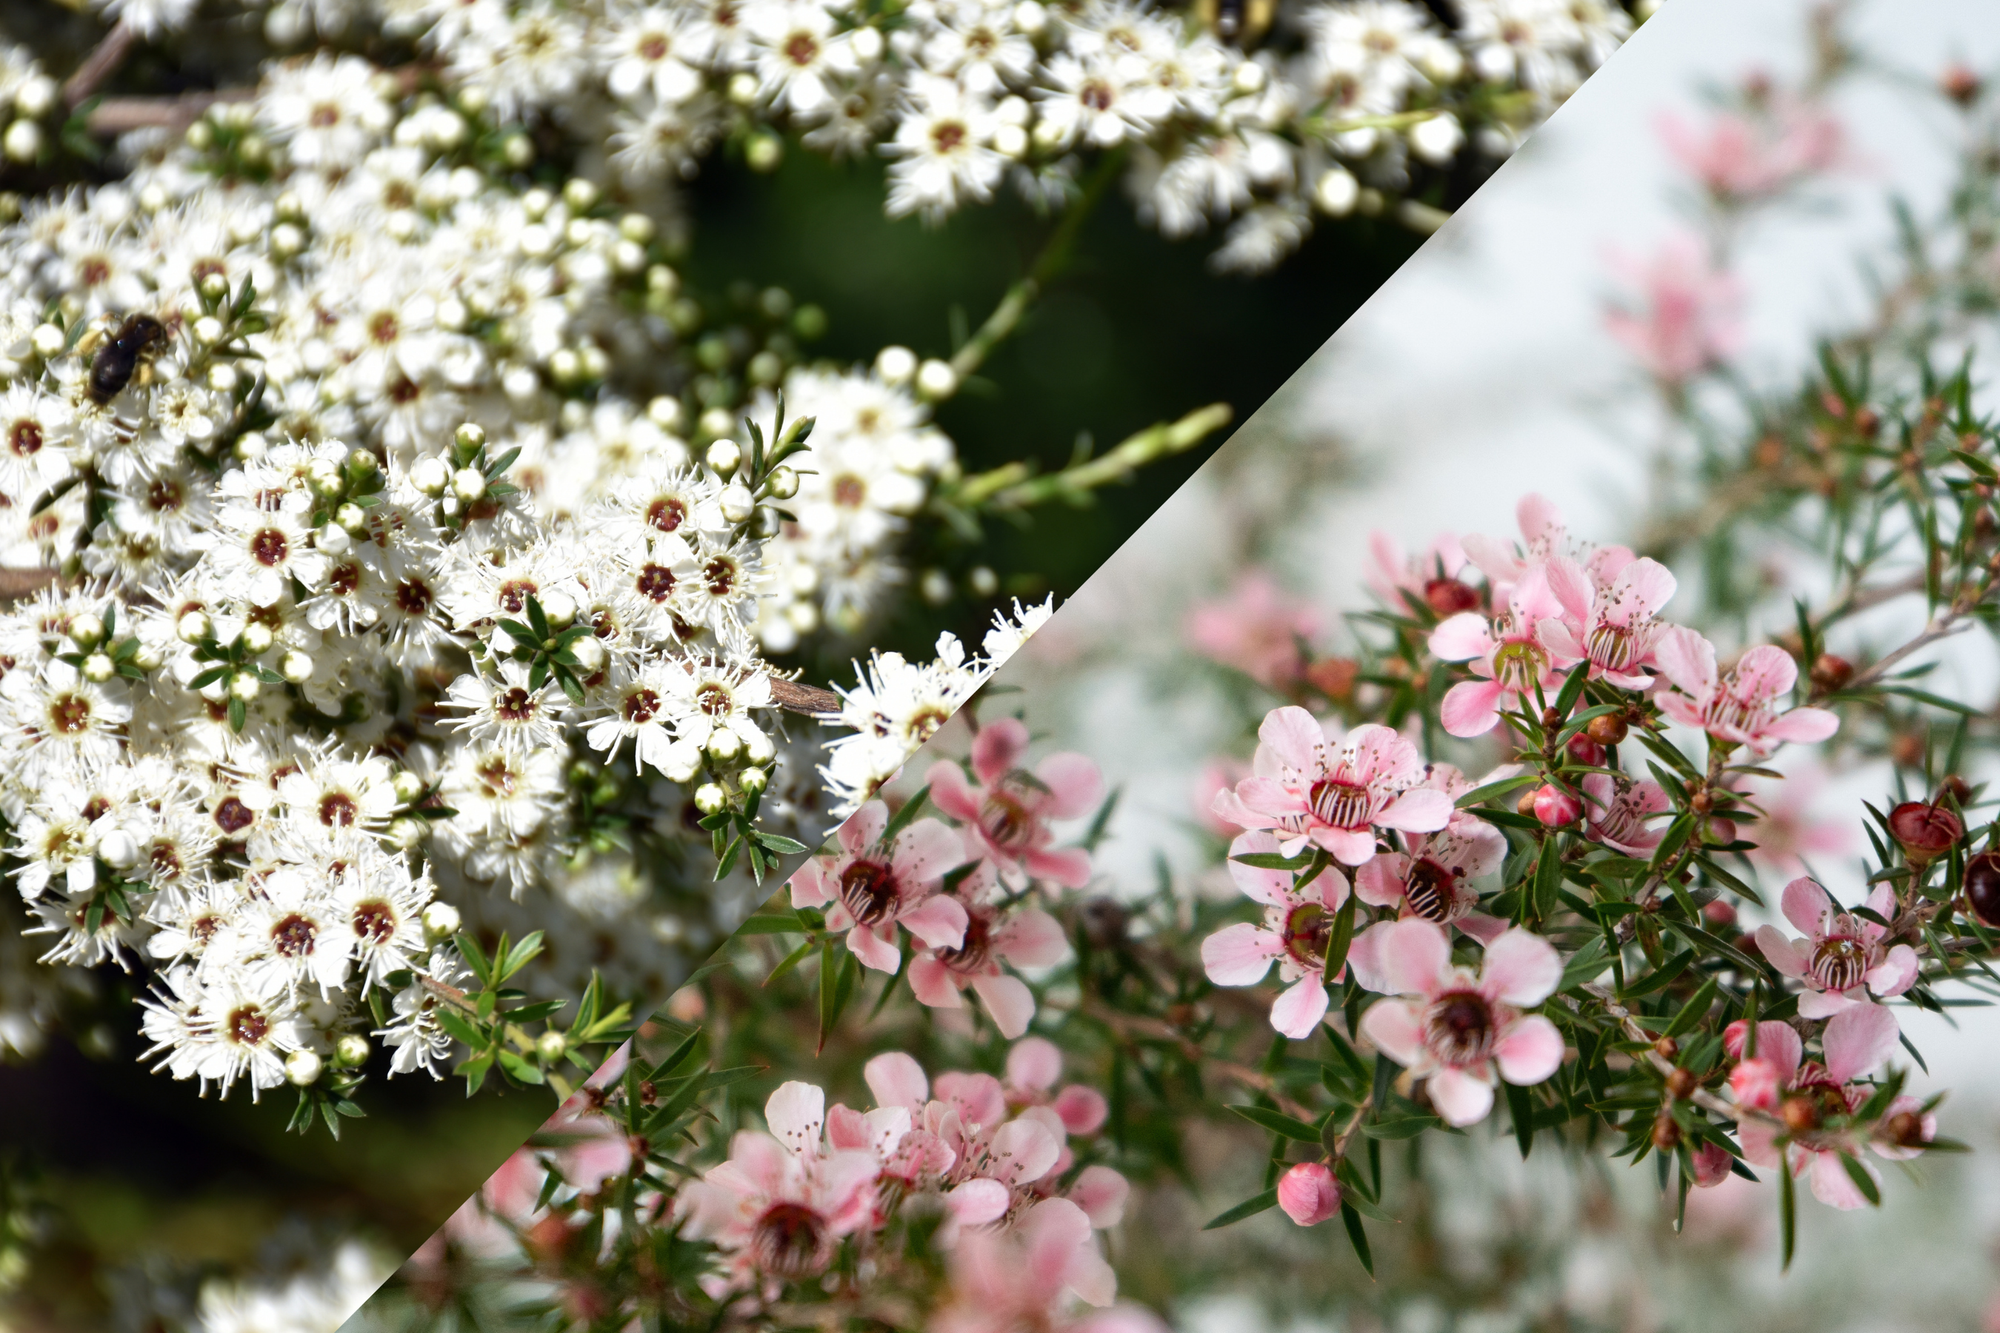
(1202, 830), (1353, 1038)
(789, 799), (969, 970)
(1654, 630), (1839, 755)
(1753, 878), (1918, 1019)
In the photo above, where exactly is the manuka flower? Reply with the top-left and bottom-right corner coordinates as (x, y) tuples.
(1653, 629), (1838, 756)
(1202, 830), (1354, 1038)
(928, 717), (1103, 889)
(1753, 877), (1918, 1019)
(788, 799), (969, 972)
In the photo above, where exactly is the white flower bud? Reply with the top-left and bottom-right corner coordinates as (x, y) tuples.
(240, 622), (274, 654)
(994, 123), (1029, 159)
(613, 238), (648, 273)
(207, 362), (239, 393)
(314, 522), (349, 556)
(851, 24), (884, 61)
(230, 672), (261, 701)
(132, 643), (163, 671)
(706, 727), (742, 762)
(548, 347), (581, 384)
(739, 766), (769, 796)
(285, 1049), (324, 1086)
(15, 74), (58, 119)
(647, 395), (684, 431)
(334, 503), (368, 536)
(199, 270), (230, 302)
(98, 828), (140, 869)
(563, 176), (600, 211)
(569, 635), (607, 673)
(728, 72), (759, 105)
(539, 590), (576, 628)
(662, 743), (704, 784)
(451, 467), (487, 503)
(30, 323), (62, 359)
(392, 770), (427, 803)
(385, 817), (424, 851)
(916, 358), (958, 401)
(422, 901), (461, 943)
(718, 485), (756, 523)
(193, 315), (225, 345)
(69, 612), (104, 649)
(785, 599), (819, 634)
(1233, 59), (1267, 95)
(996, 95), (1031, 126)
(746, 134), (783, 172)
(3, 120), (43, 164)
(502, 133), (535, 168)
(410, 456), (450, 495)
(454, 422), (488, 451)
(875, 344), (918, 386)
(440, 495), (462, 517)
(741, 728), (776, 764)
(535, 1030), (568, 1062)
(1409, 112), (1464, 166)
(1314, 168), (1360, 217)
(921, 568), (953, 605)
(1013, 0), (1046, 34)
(177, 610), (212, 644)
(694, 782), (728, 815)
(280, 650), (314, 684)
(81, 652), (114, 682)
(647, 264), (679, 295)
(706, 438), (741, 476)
(334, 1034), (370, 1067)
(764, 466), (799, 500)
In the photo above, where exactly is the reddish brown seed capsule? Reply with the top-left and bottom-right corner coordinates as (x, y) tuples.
(1888, 801), (1963, 865)
(1809, 653), (1853, 692)
(1518, 788), (1540, 817)
(1653, 1037), (1679, 1060)
(1889, 733), (1926, 769)
(1781, 1096), (1821, 1135)
(1854, 406), (1881, 438)
(1937, 775), (1973, 807)
(1666, 1068), (1698, 1101)
(1964, 851), (2000, 928)
(1884, 1110), (1926, 1148)
(1304, 656), (1358, 701)
(1585, 713), (1628, 747)
(1942, 63), (1983, 105)
(1689, 790), (1714, 814)
(1423, 577), (1480, 616)
(1652, 1111), (1681, 1150)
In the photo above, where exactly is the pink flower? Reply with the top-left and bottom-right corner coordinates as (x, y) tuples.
(1691, 1141), (1735, 1188)
(1539, 553), (1678, 687)
(1191, 756), (1251, 838)
(1006, 1036), (1110, 1136)
(789, 799), (969, 972)
(1184, 571), (1324, 687)
(908, 862), (1068, 1038)
(679, 1082), (885, 1282)
(1603, 235), (1743, 383)
(1653, 630), (1839, 756)
(1658, 98), (1845, 203)
(1367, 530), (1477, 617)
(1352, 764), (1508, 938)
(1457, 494), (1576, 592)
(1731, 1008), (1903, 1211)
(1276, 1161), (1342, 1226)
(1753, 877), (1918, 1019)
(1728, 1055), (1782, 1112)
(932, 1198), (1148, 1333)
(1429, 567), (1577, 739)
(1356, 920), (1565, 1127)
(1202, 830), (1354, 1038)
(1580, 774), (1672, 855)
(1211, 708), (1452, 865)
(1742, 765), (1850, 877)
(929, 718), (1103, 889)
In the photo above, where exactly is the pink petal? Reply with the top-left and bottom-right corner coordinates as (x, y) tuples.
(1752, 1021), (1803, 1083)
(1269, 974), (1330, 1039)
(1517, 493), (1562, 545)
(1737, 1119), (1781, 1168)
(1276, 1161), (1342, 1227)
(1780, 877), (1832, 937)
(1823, 1002), (1899, 1085)
(1256, 706), (1327, 773)
(1807, 1148), (1873, 1211)
(945, 1178), (1011, 1225)
(849, 923), (903, 973)
(998, 907), (1068, 967)
(1538, 618), (1583, 662)
(1731, 644), (1798, 702)
(1544, 556), (1595, 622)
(1456, 913), (1509, 945)
(1358, 997), (1426, 1067)
(1376, 918), (1450, 996)
(1228, 830), (1297, 906)
(764, 1081), (825, 1150)
(1201, 923), (1281, 986)
(1440, 679), (1505, 738)
(893, 819), (966, 883)
(1426, 1065), (1496, 1126)
(901, 895), (970, 950)
(1427, 613), (1494, 663)
(908, 955), (964, 1009)
(988, 1118), (1061, 1185)
(1037, 752), (1105, 820)
(1025, 845), (1094, 889)
(1753, 925), (1807, 979)
(1622, 557), (1677, 618)
(1006, 1036), (1064, 1092)
(843, 801), (888, 852)
(971, 973), (1036, 1038)
(1068, 1164), (1128, 1227)
(1762, 706), (1839, 744)
(1653, 625), (1716, 696)
(1344, 920), (1392, 993)
(825, 1103), (871, 1151)
(789, 861), (833, 908)
(864, 1051), (930, 1109)
(1493, 1014), (1563, 1085)
(1314, 826), (1379, 867)
(1375, 787), (1454, 834)
(972, 718), (1030, 785)
(1054, 1085), (1108, 1135)
(1866, 943), (1918, 998)
(926, 760), (982, 824)
(1354, 854), (1408, 909)
(1479, 928), (1561, 1007)
(1797, 988), (1857, 1020)
(1343, 724), (1420, 790)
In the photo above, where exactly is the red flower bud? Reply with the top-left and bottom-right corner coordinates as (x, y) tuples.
(1692, 1141), (1734, 1188)
(1566, 733), (1607, 767)
(1532, 784), (1582, 828)
(1809, 653), (1853, 692)
(1276, 1161), (1343, 1227)
(1729, 1056), (1781, 1112)
(1888, 801), (1962, 864)
(1964, 850), (2000, 928)
(1423, 577), (1480, 616)
(1701, 899), (1738, 930)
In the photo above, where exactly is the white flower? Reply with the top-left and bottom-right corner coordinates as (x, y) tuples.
(442, 658), (571, 754)
(887, 75), (1007, 222)
(747, 0), (861, 119)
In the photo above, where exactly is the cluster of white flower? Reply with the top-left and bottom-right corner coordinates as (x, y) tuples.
(0, 53), (1051, 1095)
(83, 0), (1644, 273)
(0, 42), (61, 168)
(189, 1240), (390, 1333)
(819, 594), (1053, 816)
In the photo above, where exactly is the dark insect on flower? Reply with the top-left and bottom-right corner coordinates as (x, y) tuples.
(89, 314), (166, 402)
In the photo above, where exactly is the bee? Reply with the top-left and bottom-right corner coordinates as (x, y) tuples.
(1194, 0), (1275, 46)
(87, 313), (166, 402)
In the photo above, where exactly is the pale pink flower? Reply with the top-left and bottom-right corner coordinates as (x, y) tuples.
(908, 862), (1067, 1038)
(1658, 97), (1844, 203)
(1753, 877), (1918, 1019)
(1539, 553), (1678, 687)
(1352, 764), (1508, 938)
(929, 718), (1103, 889)
(932, 1199), (1146, 1333)
(1006, 1036), (1110, 1136)
(1429, 566), (1576, 739)
(1730, 1009), (1903, 1211)
(1202, 830), (1354, 1038)
(1211, 708), (1452, 865)
(1457, 494), (1575, 592)
(1742, 764), (1850, 877)
(1603, 235), (1743, 384)
(1276, 1161), (1342, 1226)
(1580, 774), (1672, 855)
(1191, 755), (1251, 838)
(678, 1082), (885, 1282)
(789, 799), (969, 972)
(1367, 530), (1477, 617)
(1653, 629), (1839, 756)
(858, 1052), (1057, 1228)
(1356, 919), (1565, 1127)
(1184, 571), (1323, 687)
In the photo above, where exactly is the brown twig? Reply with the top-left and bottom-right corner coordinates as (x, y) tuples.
(63, 21), (140, 109)
(0, 567), (58, 603)
(768, 677), (842, 716)
(86, 90), (255, 136)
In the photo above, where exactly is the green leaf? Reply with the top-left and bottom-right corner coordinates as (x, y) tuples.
(498, 1049), (547, 1085)
(1231, 851), (1315, 871)
(880, 786), (932, 843)
(1455, 773), (1541, 809)
(753, 833), (810, 855)
(227, 695), (247, 732)
(1533, 836), (1564, 920)
(1552, 660), (1591, 723)
(455, 932), (494, 985)
(1324, 893), (1357, 985)
(1779, 1148), (1797, 1272)
(1201, 1189), (1278, 1230)
(764, 938), (815, 986)
(1340, 1203), (1375, 1276)
(738, 913), (807, 935)
(1838, 1152), (1881, 1207)
(433, 1007), (488, 1051)
(1558, 936), (1611, 992)
(1664, 978), (1720, 1039)
(1360, 1115), (1439, 1140)
(1227, 1105), (1322, 1142)
(1505, 1080), (1535, 1160)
